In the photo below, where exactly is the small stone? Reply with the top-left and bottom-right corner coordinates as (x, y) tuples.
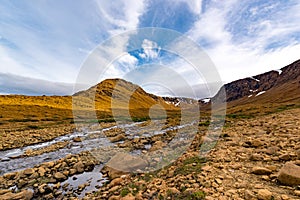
(167, 187), (180, 194)
(279, 154), (291, 161)
(281, 194), (289, 200)
(23, 168), (35, 175)
(54, 172), (67, 181)
(252, 167), (272, 175)
(73, 137), (82, 142)
(250, 154), (264, 161)
(251, 139), (263, 147)
(215, 178), (222, 185)
(69, 168), (77, 175)
(202, 165), (212, 171)
(38, 167), (46, 177)
(257, 189), (272, 200)
(244, 190), (255, 200)
(110, 178), (123, 187)
(3, 172), (17, 180)
(74, 161), (85, 173)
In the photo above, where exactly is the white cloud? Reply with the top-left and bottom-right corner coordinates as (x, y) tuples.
(118, 53), (138, 68)
(139, 39), (161, 60)
(174, 0), (203, 15)
(187, 0), (300, 83)
(95, 0), (146, 34)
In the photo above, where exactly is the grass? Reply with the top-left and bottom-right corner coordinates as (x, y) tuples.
(174, 156), (206, 176)
(226, 113), (254, 119)
(166, 190), (206, 200)
(199, 120), (210, 126)
(120, 187), (130, 197)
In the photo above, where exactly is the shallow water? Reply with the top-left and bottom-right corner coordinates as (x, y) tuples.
(0, 120), (197, 197)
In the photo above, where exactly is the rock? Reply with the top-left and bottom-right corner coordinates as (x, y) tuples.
(74, 161), (85, 173)
(250, 154), (264, 161)
(102, 166), (129, 179)
(38, 184), (51, 194)
(109, 195), (121, 200)
(296, 149), (300, 159)
(69, 168), (77, 175)
(3, 172), (17, 180)
(281, 194), (289, 200)
(244, 190), (255, 200)
(120, 193), (135, 200)
(44, 161), (55, 168)
(38, 167), (46, 177)
(252, 167), (272, 175)
(202, 165), (212, 171)
(294, 190), (300, 197)
(279, 154), (291, 161)
(73, 137), (82, 142)
(257, 189), (272, 200)
(278, 162), (300, 186)
(78, 183), (87, 191)
(150, 141), (166, 152)
(167, 187), (180, 194)
(110, 177), (124, 187)
(106, 152), (148, 173)
(18, 179), (27, 188)
(0, 190), (11, 195)
(110, 134), (126, 143)
(54, 172), (67, 181)
(0, 190), (33, 200)
(265, 146), (279, 155)
(251, 139), (263, 147)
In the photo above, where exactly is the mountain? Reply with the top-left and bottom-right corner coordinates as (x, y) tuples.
(73, 79), (176, 117)
(74, 79), (166, 106)
(211, 59), (300, 115)
(0, 79), (177, 130)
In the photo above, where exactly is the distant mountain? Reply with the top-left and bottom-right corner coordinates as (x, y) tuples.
(73, 78), (177, 118)
(212, 59), (300, 105)
(162, 96), (198, 107)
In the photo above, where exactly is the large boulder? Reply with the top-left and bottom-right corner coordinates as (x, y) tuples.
(103, 152), (148, 179)
(278, 162), (300, 186)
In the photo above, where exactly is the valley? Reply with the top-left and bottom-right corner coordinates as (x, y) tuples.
(0, 60), (299, 199)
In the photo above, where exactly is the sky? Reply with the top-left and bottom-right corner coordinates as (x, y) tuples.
(0, 0), (300, 97)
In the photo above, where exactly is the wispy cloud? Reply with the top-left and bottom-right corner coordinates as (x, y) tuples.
(187, 0), (300, 82)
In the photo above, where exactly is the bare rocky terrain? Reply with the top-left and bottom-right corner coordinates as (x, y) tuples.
(0, 107), (299, 199)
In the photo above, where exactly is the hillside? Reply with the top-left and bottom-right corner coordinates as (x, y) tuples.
(208, 59), (300, 116)
(0, 79), (177, 130)
(74, 78), (174, 110)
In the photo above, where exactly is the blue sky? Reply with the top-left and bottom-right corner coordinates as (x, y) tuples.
(0, 0), (300, 97)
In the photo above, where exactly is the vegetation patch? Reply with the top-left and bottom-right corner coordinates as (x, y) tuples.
(174, 156), (206, 176)
(120, 187), (130, 197)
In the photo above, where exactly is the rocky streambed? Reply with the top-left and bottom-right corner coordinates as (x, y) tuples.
(0, 119), (198, 199)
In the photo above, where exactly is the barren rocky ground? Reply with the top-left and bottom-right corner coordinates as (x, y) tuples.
(0, 107), (299, 199)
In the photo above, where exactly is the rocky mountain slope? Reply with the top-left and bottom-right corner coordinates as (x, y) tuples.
(214, 59), (300, 104)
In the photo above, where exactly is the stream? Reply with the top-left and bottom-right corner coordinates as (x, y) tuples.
(0, 120), (197, 197)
